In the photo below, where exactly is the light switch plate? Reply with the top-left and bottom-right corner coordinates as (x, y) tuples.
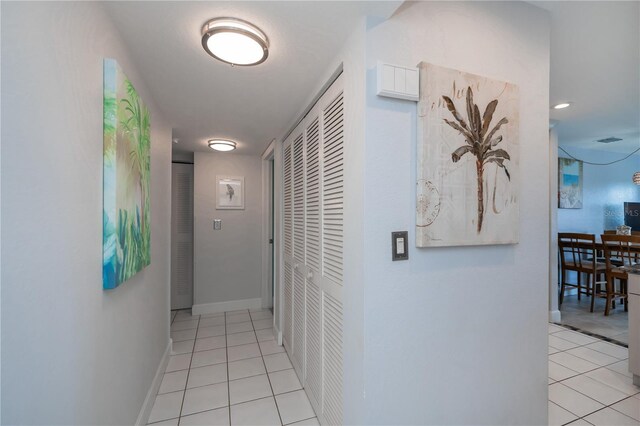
(392, 231), (409, 261)
(376, 61), (419, 102)
(213, 219), (222, 230)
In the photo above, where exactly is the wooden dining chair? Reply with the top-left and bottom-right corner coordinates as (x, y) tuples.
(558, 233), (606, 311)
(600, 233), (640, 315)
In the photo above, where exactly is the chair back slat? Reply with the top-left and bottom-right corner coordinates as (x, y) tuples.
(558, 233), (597, 272)
(600, 234), (640, 273)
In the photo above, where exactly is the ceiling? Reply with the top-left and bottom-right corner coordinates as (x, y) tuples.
(104, 1), (401, 157)
(106, 1), (639, 158)
(533, 1), (640, 154)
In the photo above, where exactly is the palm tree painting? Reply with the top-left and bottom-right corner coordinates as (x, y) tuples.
(416, 62), (519, 247)
(103, 59), (151, 289)
(443, 87), (510, 233)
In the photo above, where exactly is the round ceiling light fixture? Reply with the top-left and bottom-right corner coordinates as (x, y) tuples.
(633, 171), (640, 185)
(552, 102), (571, 110)
(208, 139), (237, 152)
(201, 18), (269, 66)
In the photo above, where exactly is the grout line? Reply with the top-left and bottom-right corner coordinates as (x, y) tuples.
(283, 415), (316, 426)
(253, 313), (285, 425)
(226, 311), (232, 425)
(176, 312), (200, 425)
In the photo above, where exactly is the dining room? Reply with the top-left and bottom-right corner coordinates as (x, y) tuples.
(555, 144), (640, 345)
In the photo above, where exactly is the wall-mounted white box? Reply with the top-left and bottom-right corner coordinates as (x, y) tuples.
(376, 62), (419, 102)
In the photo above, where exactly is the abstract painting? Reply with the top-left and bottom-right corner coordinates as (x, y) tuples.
(103, 58), (151, 289)
(558, 158), (583, 209)
(216, 176), (244, 209)
(416, 62), (519, 247)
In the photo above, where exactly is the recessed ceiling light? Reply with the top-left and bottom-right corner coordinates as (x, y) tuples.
(201, 18), (269, 66)
(208, 139), (237, 152)
(552, 102), (571, 109)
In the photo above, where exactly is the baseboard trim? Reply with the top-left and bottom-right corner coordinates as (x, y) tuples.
(192, 298), (262, 315)
(274, 324), (283, 346)
(136, 338), (172, 426)
(549, 310), (561, 323)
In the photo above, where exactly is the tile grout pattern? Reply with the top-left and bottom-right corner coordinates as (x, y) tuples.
(147, 309), (318, 426)
(548, 323), (640, 425)
(559, 293), (629, 345)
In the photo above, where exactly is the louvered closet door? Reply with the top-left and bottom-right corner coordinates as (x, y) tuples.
(320, 89), (344, 426)
(281, 75), (344, 426)
(283, 141), (294, 351)
(304, 117), (322, 411)
(292, 133), (306, 376)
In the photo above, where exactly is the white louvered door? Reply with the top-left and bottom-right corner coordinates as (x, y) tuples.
(281, 75), (344, 426)
(283, 141), (294, 350)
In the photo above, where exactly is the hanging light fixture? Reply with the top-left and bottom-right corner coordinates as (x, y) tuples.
(633, 171), (640, 185)
(208, 139), (237, 152)
(201, 18), (269, 66)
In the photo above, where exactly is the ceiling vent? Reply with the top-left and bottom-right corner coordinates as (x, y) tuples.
(596, 137), (623, 144)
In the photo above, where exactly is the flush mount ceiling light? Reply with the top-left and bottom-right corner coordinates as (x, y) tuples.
(208, 139), (237, 152)
(552, 102), (571, 109)
(201, 18), (269, 66)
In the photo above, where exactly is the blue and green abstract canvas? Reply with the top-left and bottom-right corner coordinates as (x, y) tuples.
(103, 58), (151, 289)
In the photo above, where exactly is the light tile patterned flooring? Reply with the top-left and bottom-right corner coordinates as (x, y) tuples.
(150, 310), (639, 425)
(147, 309), (318, 425)
(548, 323), (639, 425)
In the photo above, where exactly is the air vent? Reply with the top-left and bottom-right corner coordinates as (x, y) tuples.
(597, 137), (623, 144)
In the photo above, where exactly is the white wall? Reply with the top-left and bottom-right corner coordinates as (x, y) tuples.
(557, 146), (640, 234)
(1, 3), (172, 424)
(359, 2), (551, 424)
(193, 152), (263, 311)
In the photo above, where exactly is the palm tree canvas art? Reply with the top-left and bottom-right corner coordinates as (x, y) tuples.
(416, 62), (519, 247)
(103, 59), (151, 289)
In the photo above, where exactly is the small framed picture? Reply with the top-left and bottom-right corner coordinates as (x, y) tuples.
(216, 176), (244, 210)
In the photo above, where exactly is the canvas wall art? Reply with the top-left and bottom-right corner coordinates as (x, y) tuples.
(103, 58), (151, 289)
(416, 62), (520, 247)
(558, 158), (583, 209)
(216, 176), (244, 209)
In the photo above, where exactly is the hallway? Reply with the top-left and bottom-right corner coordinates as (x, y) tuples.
(148, 309), (317, 425)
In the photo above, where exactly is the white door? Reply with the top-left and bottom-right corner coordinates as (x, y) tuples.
(171, 163), (194, 310)
(281, 75), (344, 425)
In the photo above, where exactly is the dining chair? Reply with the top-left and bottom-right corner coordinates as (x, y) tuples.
(558, 233), (606, 311)
(600, 233), (640, 316)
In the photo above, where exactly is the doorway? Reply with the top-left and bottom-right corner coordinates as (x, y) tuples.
(262, 142), (276, 309)
(171, 162), (194, 310)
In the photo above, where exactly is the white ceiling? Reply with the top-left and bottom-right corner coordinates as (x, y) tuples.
(104, 1), (401, 157)
(533, 1), (640, 154)
(106, 1), (639, 158)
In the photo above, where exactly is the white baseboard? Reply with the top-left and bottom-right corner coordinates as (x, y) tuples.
(136, 338), (172, 426)
(274, 324), (283, 346)
(192, 298), (262, 315)
(549, 310), (561, 323)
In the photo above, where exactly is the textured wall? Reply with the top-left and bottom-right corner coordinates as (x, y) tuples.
(1, 3), (171, 423)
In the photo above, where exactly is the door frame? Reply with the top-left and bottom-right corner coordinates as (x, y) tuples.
(261, 140), (276, 310)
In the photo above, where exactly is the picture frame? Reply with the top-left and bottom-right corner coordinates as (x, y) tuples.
(416, 62), (520, 247)
(216, 175), (245, 210)
(558, 158), (583, 209)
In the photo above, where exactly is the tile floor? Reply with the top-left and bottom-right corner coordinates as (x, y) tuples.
(548, 323), (639, 425)
(151, 310), (639, 425)
(147, 309), (318, 425)
(559, 293), (629, 345)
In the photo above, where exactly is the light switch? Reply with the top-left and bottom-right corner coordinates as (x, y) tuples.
(392, 231), (409, 261)
(406, 69), (418, 97)
(382, 64), (394, 92)
(376, 61), (419, 102)
(394, 67), (406, 93)
(213, 219), (222, 230)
